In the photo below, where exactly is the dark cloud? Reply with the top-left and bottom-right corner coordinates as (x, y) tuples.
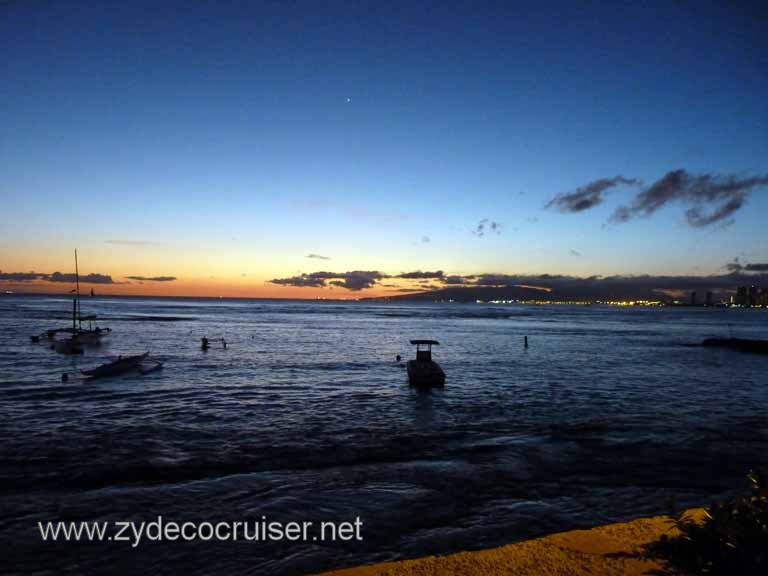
(547, 176), (638, 213)
(270, 275), (326, 288)
(269, 270), (386, 291)
(381, 272), (768, 302)
(326, 271), (385, 291)
(442, 275), (469, 285)
(0, 271), (40, 282)
(684, 196), (744, 227)
(547, 170), (768, 228)
(610, 170), (768, 226)
(397, 270), (444, 279)
(472, 219), (502, 237)
(300, 271), (334, 280)
(48, 272), (115, 284)
(724, 258), (768, 273)
(125, 275), (177, 282)
(269, 264), (768, 300)
(475, 274), (525, 286)
(306, 253), (331, 260)
(1, 270), (117, 284)
(725, 258), (743, 272)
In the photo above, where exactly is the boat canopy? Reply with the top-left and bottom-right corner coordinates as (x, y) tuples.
(410, 339), (439, 345)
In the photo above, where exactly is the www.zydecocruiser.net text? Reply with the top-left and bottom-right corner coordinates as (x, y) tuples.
(38, 516), (364, 548)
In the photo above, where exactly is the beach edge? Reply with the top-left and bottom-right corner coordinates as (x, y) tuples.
(314, 508), (706, 576)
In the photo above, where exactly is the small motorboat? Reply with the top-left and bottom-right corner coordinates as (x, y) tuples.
(702, 337), (768, 355)
(406, 340), (445, 387)
(81, 352), (150, 379)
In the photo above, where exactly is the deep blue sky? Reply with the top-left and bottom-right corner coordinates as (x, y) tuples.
(1, 1), (767, 294)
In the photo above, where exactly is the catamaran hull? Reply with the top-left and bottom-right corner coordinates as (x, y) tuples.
(43, 327), (111, 343)
(54, 338), (84, 355)
(75, 329), (110, 344)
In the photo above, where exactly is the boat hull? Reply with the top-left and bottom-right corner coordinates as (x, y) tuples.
(54, 338), (84, 355)
(75, 328), (111, 344)
(81, 352), (149, 379)
(44, 327), (111, 344)
(407, 360), (445, 387)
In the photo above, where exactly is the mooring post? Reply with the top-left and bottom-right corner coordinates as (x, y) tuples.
(524, 336), (529, 348)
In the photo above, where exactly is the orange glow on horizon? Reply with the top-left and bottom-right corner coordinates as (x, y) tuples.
(0, 278), (416, 299)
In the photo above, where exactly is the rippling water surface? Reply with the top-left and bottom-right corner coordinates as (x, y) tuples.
(1, 295), (767, 574)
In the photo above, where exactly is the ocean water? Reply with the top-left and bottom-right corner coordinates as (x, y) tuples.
(1, 295), (767, 575)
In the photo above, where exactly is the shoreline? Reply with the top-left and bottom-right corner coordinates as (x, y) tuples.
(4, 292), (763, 309)
(316, 509), (705, 576)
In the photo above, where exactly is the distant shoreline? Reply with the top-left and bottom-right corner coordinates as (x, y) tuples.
(2, 291), (766, 309)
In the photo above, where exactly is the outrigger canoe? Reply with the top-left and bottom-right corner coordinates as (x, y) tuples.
(81, 352), (150, 379)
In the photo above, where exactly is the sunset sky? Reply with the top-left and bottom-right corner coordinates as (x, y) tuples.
(1, 1), (767, 298)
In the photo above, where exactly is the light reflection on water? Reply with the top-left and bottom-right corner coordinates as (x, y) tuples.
(1, 295), (767, 575)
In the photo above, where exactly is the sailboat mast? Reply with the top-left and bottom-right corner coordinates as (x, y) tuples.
(75, 249), (81, 330)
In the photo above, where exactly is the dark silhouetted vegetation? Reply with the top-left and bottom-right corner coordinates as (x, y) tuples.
(644, 470), (768, 575)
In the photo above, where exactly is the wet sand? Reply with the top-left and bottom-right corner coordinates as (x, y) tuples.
(317, 509), (705, 576)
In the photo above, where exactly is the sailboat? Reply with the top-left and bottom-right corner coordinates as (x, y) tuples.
(32, 250), (112, 352)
